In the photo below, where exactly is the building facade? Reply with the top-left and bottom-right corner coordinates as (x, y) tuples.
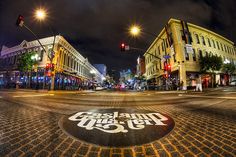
(136, 56), (146, 76)
(0, 35), (103, 90)
(119, 69), (134, 83)
(144, 18), (236, 90)
(93, 64), (107, 77)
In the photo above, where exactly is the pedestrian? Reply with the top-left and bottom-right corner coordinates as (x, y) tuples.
(196, 75), (202, 92)
(177, 80), (183, 91)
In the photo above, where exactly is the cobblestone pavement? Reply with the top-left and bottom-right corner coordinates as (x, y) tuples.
(0, 90), (236, 157)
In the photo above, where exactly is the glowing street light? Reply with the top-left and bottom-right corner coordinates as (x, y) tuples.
(34, 8), (47, 21)
(129, 25), (141, 37)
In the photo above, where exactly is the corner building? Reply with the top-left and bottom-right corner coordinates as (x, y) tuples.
(144, 18), (236, 89)
(0, 35), (103, 90)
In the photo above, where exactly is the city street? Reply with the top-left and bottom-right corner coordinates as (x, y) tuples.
(0, 88), (236, 157)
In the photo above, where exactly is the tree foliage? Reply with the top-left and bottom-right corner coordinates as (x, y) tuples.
(18, 52), (36, 72)
(199, 54), (223, 73)
(222, 63), (236, 74)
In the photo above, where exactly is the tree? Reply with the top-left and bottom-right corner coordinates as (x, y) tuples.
(17, 52), (37, 88)
(222, 63), (236, 75)
(199, 54), (223, 87)
(199, 54), (223, 73)
(18, 52), (36, 72)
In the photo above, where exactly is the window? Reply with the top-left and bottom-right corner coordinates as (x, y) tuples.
(195, 34), (200, 44)
(158, 46), (160, 55)
(216, 41), (220, 50)
(64, 54), (66, 65)
(201, 36), (206, 45)
(207, 38), (211, 47)
(173, 54), (176, 62)
(193, 49), (196, 61)
(67, 56), (70, 67)
(212, 39), (216, 48)
(199, 50), (203, 58)
(185, 47), (189, 60)
(221, 43), (223, 51)
(165, 39), (169, 48)
(162, 42), (165, 51)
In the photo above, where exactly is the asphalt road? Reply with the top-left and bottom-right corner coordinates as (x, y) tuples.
(0, 87), (236, 157)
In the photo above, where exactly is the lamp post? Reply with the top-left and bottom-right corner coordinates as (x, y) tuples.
(128, 24), (170, 90)
(34, 8), (57, 90)
(31, 53), (40, 89)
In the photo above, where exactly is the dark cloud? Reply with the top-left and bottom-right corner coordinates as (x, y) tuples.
(0, 0), (235, 73)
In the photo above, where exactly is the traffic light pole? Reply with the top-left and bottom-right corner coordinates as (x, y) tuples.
(22, 24), (56, 90)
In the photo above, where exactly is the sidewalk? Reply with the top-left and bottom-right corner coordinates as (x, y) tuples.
(0, 88), (96, 94)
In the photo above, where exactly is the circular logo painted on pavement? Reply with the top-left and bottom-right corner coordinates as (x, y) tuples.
(59, 108), (175, 147)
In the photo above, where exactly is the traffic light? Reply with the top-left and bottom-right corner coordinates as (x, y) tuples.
(51, 63), (55, 71)
(120, 43), (125, 51)
(164, 61), (168, 71)
(46, 63), (50, 71)
(16, 15), (24, 27)
(167, 64), (171, 72)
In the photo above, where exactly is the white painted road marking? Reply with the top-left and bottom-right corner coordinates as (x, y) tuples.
(179, 94), (236, 100)
(13, 94), (54, 98)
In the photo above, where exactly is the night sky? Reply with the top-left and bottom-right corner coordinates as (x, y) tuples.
(0, 0), (236, 74)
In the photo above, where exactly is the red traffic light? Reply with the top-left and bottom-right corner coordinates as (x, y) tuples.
(45, 63), (55, 71)
(16, 15), (24, 27)
(46, 63), (50, 71)
(120, 43), (125, 51)
(167, 64), (171, 72)
(120, 43), (130, 51)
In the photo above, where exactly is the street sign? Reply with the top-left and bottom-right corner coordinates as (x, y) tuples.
(163, 54), (171, 59)
(59, 108), (175, 147)
(186, 44), (193, 54)
(125, 45), (130, 51)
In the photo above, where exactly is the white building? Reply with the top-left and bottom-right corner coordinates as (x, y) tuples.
(0, 35), (103, 90)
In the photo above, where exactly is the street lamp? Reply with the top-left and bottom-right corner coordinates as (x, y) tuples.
(129, 25), (141, 37)
(34, 8), (47, 21)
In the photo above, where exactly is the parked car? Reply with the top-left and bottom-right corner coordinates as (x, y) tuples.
(229, 80), (236, 86)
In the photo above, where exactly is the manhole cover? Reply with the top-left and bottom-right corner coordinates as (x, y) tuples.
(59, 108), (175, 147)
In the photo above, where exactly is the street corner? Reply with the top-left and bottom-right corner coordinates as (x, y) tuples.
(58, 108), (175, 147)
